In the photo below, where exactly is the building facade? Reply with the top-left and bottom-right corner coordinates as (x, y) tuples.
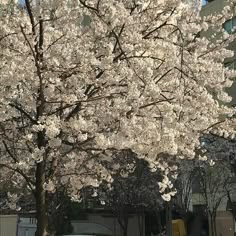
(201, 0), (236, 106)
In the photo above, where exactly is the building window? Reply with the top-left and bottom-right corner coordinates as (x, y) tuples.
(223, 17), (236, 34)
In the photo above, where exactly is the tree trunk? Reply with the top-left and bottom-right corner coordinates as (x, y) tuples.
(155, 210), (162, 234)
(213, 216), (217, 236)
(116, 205), (129, 236)
(165, 201), (172, 236)
(227, 190), (236, 221)
(137, 207), (144, 236)
(209, 212), (217, 236)
(122, 208), (128, 236)
(123, 222), (128, 236)
(209, 212), (214, 236)
(35, 161), (48, 236)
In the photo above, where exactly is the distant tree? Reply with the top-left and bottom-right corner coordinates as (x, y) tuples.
(198, 162), (233, 236)
(96, 157), (164, 236)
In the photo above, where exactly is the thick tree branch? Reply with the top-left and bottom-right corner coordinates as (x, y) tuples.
(79, 0), (99, 12)
(2, 140), (18, 163)
(0, 163), (35, 190)
(9, 102), (37, 124)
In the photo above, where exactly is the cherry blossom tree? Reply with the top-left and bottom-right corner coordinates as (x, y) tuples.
(0, 0), (236, 235)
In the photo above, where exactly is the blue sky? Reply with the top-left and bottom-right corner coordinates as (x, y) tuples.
(18, 0), (25, 6)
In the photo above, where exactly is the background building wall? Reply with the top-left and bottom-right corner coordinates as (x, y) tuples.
(71, 213), (145, 236)
(0, 215), (18, 236)
(215, 211), (234, 236)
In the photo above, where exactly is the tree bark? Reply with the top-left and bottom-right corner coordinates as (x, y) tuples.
(35, 161), (48, 236)
(116, 205), (129, 236)
(137, 207), (144, 236)
(165, 201), (172, 236)
(155, 210), (162, 234)
(123, 223), (128, 236)
(122, 209), (128, 236)
(209, 211), (217, 236)
(227, 190), (236, 221)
